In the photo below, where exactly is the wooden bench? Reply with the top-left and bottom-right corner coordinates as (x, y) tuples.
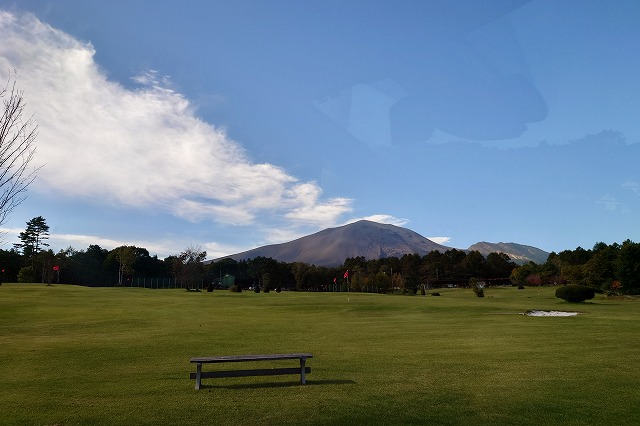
(190, 353), (313, 389)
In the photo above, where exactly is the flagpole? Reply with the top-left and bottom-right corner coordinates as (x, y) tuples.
(345, 270), (350, 302)
(347, 269), (351, 303)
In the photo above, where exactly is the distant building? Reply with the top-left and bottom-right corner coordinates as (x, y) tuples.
(217, 274), (235, 288)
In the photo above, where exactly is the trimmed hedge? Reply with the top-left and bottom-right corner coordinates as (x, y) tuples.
(555, 285), (595, 303)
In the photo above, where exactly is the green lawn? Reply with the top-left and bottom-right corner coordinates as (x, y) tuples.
(1, 284), (639, 425)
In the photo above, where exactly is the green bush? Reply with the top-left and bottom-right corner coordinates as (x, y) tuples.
(229, 284), (242, 293)
(518, 285), (525, 290)
(253, 286), (260, 293)
(555, 285), (595, 303)
(470, 278), (484, 297)
(17, 266), (35, 283)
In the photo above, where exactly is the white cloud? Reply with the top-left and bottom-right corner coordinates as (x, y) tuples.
(202, 240), (258, 259)
(428, 236), (451, 245)
(346, 214), (409, 227)
(284, 183), (353, 226)
(0, 12), (351, 228)
(2, 224), (255, 259)
(0, 226), (177, 257)
(51, 233), (159, 253)
(597, 194), (621, 211)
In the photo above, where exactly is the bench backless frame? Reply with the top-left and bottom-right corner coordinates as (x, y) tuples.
(190, 353), (313, 389)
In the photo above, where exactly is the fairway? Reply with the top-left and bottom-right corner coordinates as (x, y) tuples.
(1, 284), (639, 425)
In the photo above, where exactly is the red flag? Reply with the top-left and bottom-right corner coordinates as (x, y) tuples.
(343, 270), (349, 279)
(53, 265), (60, 271)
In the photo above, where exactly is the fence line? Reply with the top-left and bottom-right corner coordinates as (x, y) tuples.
(129, 277), (177, 289)
(128, 277), (207, 289)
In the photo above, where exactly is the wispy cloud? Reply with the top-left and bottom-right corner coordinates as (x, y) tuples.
(0, 226), (178, 257)
(1, 223), (258, 259)
(346, 214), (409, 227)
(623, 180), (640, 195)
(597, 194), (621, 212)
(427, 236), (451, 245)
(0, 11), (351, 230)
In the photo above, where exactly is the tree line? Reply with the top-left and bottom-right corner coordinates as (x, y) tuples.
(510, 240), (640, 295)
(2, 216), (518, 290)
(3, 216), (639, 295)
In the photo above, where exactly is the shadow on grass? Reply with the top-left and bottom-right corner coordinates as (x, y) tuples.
(198, 379), (356, 390)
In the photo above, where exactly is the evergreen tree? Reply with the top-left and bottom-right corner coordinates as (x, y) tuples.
(14, 216), (49, 259)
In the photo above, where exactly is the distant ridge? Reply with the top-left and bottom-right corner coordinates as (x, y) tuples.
(225, 220), (452, 267)
(468, 242), (549, 265)
(222, 220), (549, 267)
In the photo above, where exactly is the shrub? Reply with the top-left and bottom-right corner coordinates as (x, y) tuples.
(207, 283), (214, 292)
(470, 277), (484, 297)
(610, 280), (623, 295)
(229, 284), (242, 293)
(253, 286), (260, 293)
(17, 266), (34, 283)
(518, 285), (525, 290)
(276, 287), (282, 293)
(555, 285), (595, 303)
(431, 292), (440, 296)
(420, 286), (426, 296)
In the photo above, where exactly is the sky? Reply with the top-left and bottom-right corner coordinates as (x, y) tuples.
(0, 0), (639, 259)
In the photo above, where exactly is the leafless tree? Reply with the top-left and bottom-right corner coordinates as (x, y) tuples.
(0, 73), (39, 233)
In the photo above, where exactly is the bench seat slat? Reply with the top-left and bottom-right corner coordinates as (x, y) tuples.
(190, 353), (313, 363)
(190, 367), (310, 379)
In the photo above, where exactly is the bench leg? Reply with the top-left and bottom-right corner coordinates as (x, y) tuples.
(195, 362), (202, 390)
(300, 357), (307, 384)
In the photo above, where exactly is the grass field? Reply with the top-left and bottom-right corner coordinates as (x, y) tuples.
(1, 284), (639, 425)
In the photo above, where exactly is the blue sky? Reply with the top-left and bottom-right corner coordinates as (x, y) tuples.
(0, 0), (639, 259)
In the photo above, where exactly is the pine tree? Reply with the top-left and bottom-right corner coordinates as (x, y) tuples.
(14, 216), (49, 259)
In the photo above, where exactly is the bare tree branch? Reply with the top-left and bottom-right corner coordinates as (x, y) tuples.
(0, 72), (40, 235)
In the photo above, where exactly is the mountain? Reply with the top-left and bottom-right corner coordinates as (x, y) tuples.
(225, 220), (452, 267)
(222, 220), (549, 267)
(468, 242), (549, 265)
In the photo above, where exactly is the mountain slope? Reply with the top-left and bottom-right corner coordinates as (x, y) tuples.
(468, 242), (549, 265)
(226, 220), (452, 267)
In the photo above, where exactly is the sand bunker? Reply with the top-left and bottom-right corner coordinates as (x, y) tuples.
(522, 310), (579, 317)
